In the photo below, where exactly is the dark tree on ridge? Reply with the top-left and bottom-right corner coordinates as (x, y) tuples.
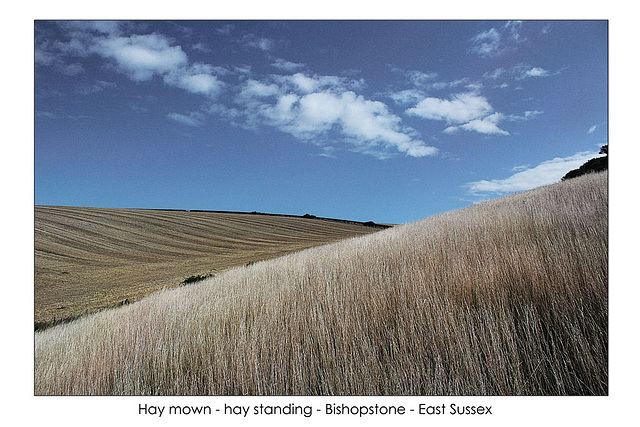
(561, 145), (608, 181)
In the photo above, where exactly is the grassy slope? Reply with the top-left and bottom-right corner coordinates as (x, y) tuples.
(35, 206), (381, 324)
(35, 172), (608, 395)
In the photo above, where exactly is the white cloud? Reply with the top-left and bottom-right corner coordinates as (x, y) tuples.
(234, 78), (438, 158)
(445, 112), (509, 135)
(39, 24), (223, 98)
(287, 73), (320, 93)
(406, 70), (438, 87)
(469, 21), (525, 57)
(484, 68), (505, 80)
(176, 73), (221, 95)
(507, 110), (544, 122)
(240, 79), (281, 99)
(63, 21), (122, 36)
(277, 73), (348, 94)
(485, 64), (554, 84)
(521, 66), (549, 78)
(466, 151), (602, 195)
(243, 34), (274, 51)
(267, 93), (299, 123)
(272, 58), (305, 72)
(164, 64), (223, 96)
(389, 89), (425, 105)
(76, 80), (115, 95)
(391, 67), (468, 96)
(337, 92), (437, 157)
(38, 23), (436, 159)
(166, 112), (204, 127)
(95, 34), (189, 81)
(407, 92), (493, 124)
(35, 48), (56, 66)
(297, 92), (346, 132)
(191, 43), (211, 53)
(588, 125), (598, 134)
(407, 92), (510, 135)
(61, 63), (84, 76)
(469, 28), (502, 57)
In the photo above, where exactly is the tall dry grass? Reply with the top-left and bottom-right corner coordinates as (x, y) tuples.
(34, 172), (607, 395)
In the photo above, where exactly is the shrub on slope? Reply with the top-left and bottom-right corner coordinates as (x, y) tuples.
(35, 172), (607, 395)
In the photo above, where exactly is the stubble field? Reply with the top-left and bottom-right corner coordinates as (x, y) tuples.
(35, 206), (382, 327)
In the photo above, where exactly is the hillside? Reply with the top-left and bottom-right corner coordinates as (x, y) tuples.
(35, 206), (383, 326)
(35, 172), (607, 395)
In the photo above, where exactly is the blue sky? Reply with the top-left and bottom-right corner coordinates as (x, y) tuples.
(34, 20), (607, 224)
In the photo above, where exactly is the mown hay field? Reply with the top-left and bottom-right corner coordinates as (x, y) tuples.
(35, 206), (382, 326)
(35, 172), (607, 395)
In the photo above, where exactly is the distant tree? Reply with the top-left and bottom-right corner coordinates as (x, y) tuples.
(562, 145), (608, 181)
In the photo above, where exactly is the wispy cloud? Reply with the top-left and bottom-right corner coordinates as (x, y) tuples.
(507, 110), (544, 122)
(469, 21), (525, 57)
(272, 58), (305, 72)
(166, 112), (204, 127)
(388, 67), (468, 103)
(243, 34), (275, 51)
(485, 64), (556, 83)
(519, 66), (549, 79)
(469, 28), (502, 57)
(76, 80), (116, 95)
(588, 124), (598, 134)
(191, 43), (211, 53)
(466, 151), (602, 195)
(445, 113), (509, 135)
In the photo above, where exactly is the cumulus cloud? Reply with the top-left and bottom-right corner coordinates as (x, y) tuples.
(174, 72), (221, 95)
(406, 92), (509, 135)
(163, 63), (224, 96)
(407, 92), (493, 124)
(239, 79), (281, 99)
(229, 74), (438, 158)
(96, 34), (223, 95)
(466, 151), (602, 195)
(95, 34), (189, 81)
